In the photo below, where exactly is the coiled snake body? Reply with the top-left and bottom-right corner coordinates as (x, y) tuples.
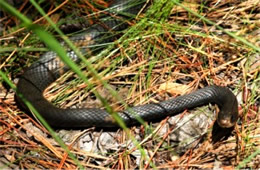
(16, 0), (238, 128)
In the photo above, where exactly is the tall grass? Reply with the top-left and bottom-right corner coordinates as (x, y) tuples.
(0, 0), (259, 168)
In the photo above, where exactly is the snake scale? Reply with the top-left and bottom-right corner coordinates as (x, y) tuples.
(16, 0), (238, 128)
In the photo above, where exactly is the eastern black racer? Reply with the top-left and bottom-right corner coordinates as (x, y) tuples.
(16, 0), (239, 128)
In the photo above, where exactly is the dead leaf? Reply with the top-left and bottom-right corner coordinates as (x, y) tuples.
(159, 82), (192, 95)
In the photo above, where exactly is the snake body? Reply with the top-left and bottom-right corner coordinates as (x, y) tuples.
(16, 0), (238, 128)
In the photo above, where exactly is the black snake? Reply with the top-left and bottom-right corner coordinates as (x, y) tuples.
(16, 0), (239, 128)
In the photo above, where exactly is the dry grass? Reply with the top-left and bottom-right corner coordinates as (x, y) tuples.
(0, 0), (259, 169)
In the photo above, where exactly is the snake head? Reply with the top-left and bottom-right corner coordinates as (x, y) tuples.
(217, 98), (239, 128)
(217, 110), (238, 128)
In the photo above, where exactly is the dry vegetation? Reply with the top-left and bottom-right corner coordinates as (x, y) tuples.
(0, 0), (259, 169)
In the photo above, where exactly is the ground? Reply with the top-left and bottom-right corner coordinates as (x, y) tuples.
(0, 0), (259, 169)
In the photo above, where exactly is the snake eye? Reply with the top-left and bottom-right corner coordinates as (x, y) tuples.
(230, 115), (234, 122)
(230, 113), (238, 123)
